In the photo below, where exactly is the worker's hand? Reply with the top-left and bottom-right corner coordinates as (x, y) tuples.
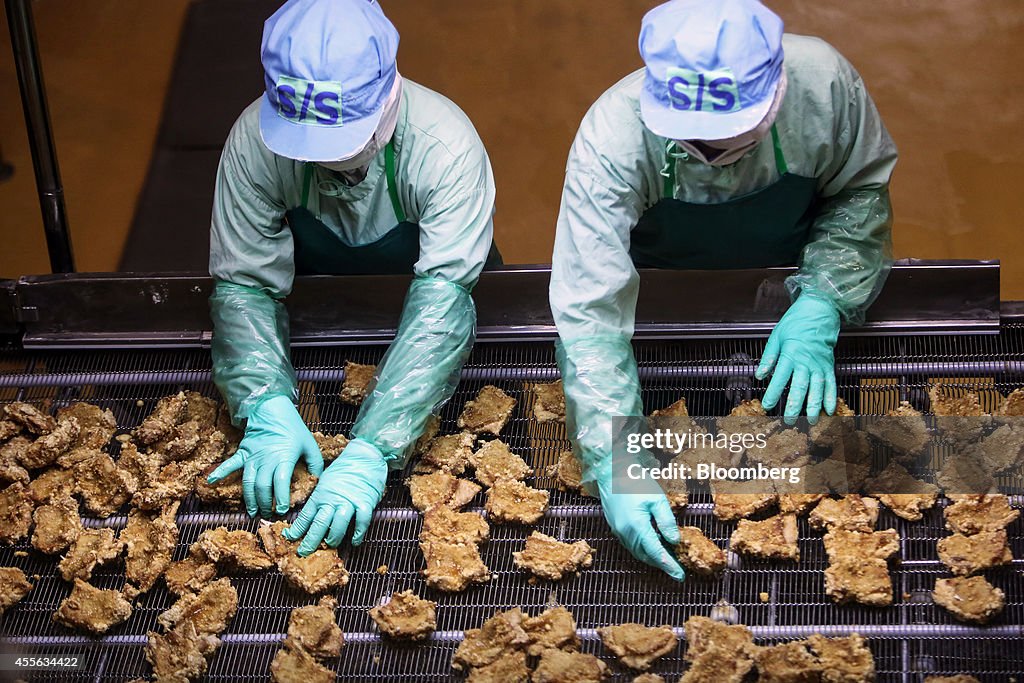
(206, 395), (324, 518)
(596, 478), (686, 582)
(755, 294), (841, 425)
(283, 438), (387, 556)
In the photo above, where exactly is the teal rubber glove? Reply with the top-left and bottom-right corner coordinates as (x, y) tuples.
(283, 438), (387, 555)
(755, 294), (841, 425)
(596, 478), (686, 582)
(207, 395), (324, 518)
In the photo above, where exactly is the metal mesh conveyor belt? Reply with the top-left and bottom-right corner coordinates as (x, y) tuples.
(1, 324), (1023, 682)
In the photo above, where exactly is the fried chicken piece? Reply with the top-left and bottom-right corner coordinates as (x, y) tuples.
(777, 489), (826, 516)
(284, 596), (343, 659)
(534, 648), (608, 683)
(421, 540), (491, 592)
(866, 401), (930, 456)
(115, 439), (160, 493)
(996, 388), (1024, 416)
(548, 450), (587, 495)
(513, 532), (593, 580)
(809, 495), (879, 532)
(194, 465), (242, 506)
(747, 429), (811, 469)
(485, 479), (549, 524)
(806, 633), (875, 683)
(194, 527), (274, 572)
(0, 419), (21, 442)
(865, 462), (938, 521)
(730, 513), (799, 562)
(369, 590), (436, 640)
(20, 416), (79, 469)
(467, 651), (531, 683)
(675, 526), (726, 575)
(937, 530), (1013, 576)
(0, 457), (29, 487)
(271, 642), (335, 683)
(932, 576), (1004, 624)
(0, 436), (31, 482)
(929, 385), (987, 445)
(924, 677), (981, 683)
(312, 431), (349, 463)
(4, 402), (55, 435)
(133, 431), (225, 510)
(121, 502), (179, 598)
(418, 431), (475, 474)
(26, 465), (75, 504)
(0, 482), (33, 544)
(458, 385), (516, 436)
(184, 392), (219, 430)
(134, 392), (187, 445)
(523, 607), (579, 656)
(55, 527), (122, 582)
(420, 506), (489, 546)
(718, 399), (779, 444)
(339, 361), (376, 405)
(598, 623), (677, 671)
(651, 397), (690, 418)
(754, 641), (822, 683)
(164, 552), (218, 597)
(711, 479), (777, 521)
(31, 496), (81, 554)
(944, 494), (1020, 534)
(414, 414), (441, 455)
(158, 419), (205, 460)
(53, 579), (132, 634)
(937, 452), (997, 497)
(147, 627), (220, 683)
(970, 423), (1024, 474)
(157, 578), (238, 636)
(824, 559), (892, 606)
(408, 470), (481, 512)
(57, 403), (117, 449)
(533, 380), (566, 423)
(258, 521), (350, 594)
(0, 567), (33, 615)
(70, 449), (132, 517)
(469, 439), (531, 486)
(453, 608), (529, 670)
(660, 475), (688, 510)
(683, 616), (757, 661)
(807, 397), (856, 447)
(681, 645), (756, 683)
(822, 528), (899, 563)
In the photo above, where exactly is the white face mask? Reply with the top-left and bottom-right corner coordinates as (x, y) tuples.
(317, 73), (404, 182)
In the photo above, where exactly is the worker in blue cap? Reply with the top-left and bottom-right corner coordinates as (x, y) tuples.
(206, 0), (499, 555)
(550, 0), (897, 579)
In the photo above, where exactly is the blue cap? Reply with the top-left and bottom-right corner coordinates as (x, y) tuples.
(259, 0), (399, 161)
(639, 0), (784, 141)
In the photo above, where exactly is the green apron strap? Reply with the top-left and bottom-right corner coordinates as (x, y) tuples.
(384, 140), (407, 224)
(770, 124), (789, 176)
(300, 163), (313, 209)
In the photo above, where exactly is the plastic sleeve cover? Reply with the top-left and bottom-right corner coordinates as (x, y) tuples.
(351, 275), (476, 468)
(210, 280), (298, 424)
(556, 335), (644, 485)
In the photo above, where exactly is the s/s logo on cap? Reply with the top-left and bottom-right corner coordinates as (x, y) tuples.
(275, 76), (344, 126)
(666, 67), (741, 113)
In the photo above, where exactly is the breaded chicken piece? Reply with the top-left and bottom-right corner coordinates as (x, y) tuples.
(865, 461), (939, 521)
(53, 580), (132, 634)
(0, 436), (31, 485)
(312, 431), (349, 463)
(115, 439), (160, 494)
(522, 607), (579, 656)
(865, 401), (930, 457)
(414, 414), (441, 455)
(31, 496), (81, 554)
(57, 528), (123, 582)
(56, 402), (117, 450)
(730, 513), (800, 562)
(164, 552), (218, 597)
(548, 450), (587, 495)
(970, 423), (1024, 474)
(937, 453), (997, 497)
(0, 482), (33, 544)
(533, 380), (566, 423)
(258, 521), (350, 594)
(824, 559), (892, 606)
(747, 429), (811, 469)
(418, 432), (475, 474)
(683, 616), (758, 662)
(421, 540), (491, 592)
(369, 590), (436, 640)
(146, 628), (220, 683)
(121, 502), (179, 598)
(718, 399), (780, 444)
(452, 608), (529, 670)
(0, 419), (21, 441)
(0, 567), (33, 616)
(598, 623), (677, 671)
(408, 470), (482, 512)
(822, 528), (899, 563)
(711, 479), (778, 521)
(194, 527), (274, 572)
(4, 402), (56, 435)
(183, 392), (219, 430)
(284, 596), (343, 659)
(26, 465), (75, 504)
(774, 461), (831, 514)
(660, 476), (688, 511)
(270, 642), (335, 683)
(513, 532), (594, 580)
(70, 449), (132, 517)
(944, 494), (1020, 535)
(675, 526), (726, 575)
(158, 419), (204, 460)
(419, 506), (489, 546)
(133, 431), (226, 510)
(469, 439), (531, 486)
(807, 397), (856, 447)
(533, 648), (608, 683)
(466, 651), (531, 683)
(932, 576), (1004, 624)
(809, 496), (879, 532)
(806, 634), (875, 683)
(157, 578), (238, 637)
(929, 385), (987, 445)
(194, 464), (243, 506)
(134, 392), (188, 445)
(754, 640), (822, 683)
(458, 386), (516, 436)
(339, 361), (376, 405)
(937, 530), (1013, 576)
(21, 417), (79, 469)
(485, 479), (549, 524)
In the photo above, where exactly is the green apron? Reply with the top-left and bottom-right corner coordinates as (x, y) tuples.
(288, 140), (501, 275)
(629, 125), (818, 269)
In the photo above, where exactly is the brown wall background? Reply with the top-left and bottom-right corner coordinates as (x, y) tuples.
(2, 1), (1023, 299)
